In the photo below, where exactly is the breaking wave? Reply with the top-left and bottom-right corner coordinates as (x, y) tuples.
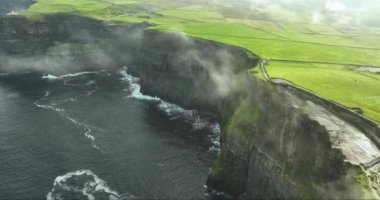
(42, 71), (101, 80)
(34, 91), (64, 112)
(6, 10), (19, 16)
(46, 169), (135, 200)
(119, 67), (220, 151)
(119, 69), (159, 101)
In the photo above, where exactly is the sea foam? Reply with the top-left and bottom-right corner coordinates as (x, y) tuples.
(46, 169), (135, 200)
(42, 71), (100, 80)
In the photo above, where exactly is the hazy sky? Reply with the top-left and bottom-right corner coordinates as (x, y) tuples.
(217, 0), (380, 27)
(255, 0), (380, 26)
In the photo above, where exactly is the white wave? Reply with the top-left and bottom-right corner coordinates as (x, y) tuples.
(157, 98), (221, 152)
(6, 10), (19, 16)
(0, 73), (10, 76)
(85, 128), (95, 141)
(209, 124), (221, 152)
(119, 67), (194, 119)
(119, 68), (160, 101)
(84, 127), (101, 151)
(34, 91), (101, 151)
(86, 90), (97, 96)
(157, 101), (222, 151)
(120, 67), (221, 151)
(42, 74), (60, 80)
(157, 101), (194, 120)
(34, 91), (64, 112)
(47, 169), (134, 200)
(42, 71), (100, 80)
(66, 116), (101, 151)
(34, 103), (65, 113)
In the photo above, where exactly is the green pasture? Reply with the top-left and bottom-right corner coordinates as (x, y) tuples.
(266, 62), (380, 122)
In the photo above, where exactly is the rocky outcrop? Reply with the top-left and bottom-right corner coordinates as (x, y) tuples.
(0, 14), (377, 199)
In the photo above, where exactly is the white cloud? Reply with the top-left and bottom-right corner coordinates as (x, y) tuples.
(325, 1), (347, 12)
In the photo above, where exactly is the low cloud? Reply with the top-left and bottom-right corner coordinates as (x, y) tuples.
(181, 47), (245, 98)
(325, 1), (347, 12)
(0, 15), (146, 75)
(0, 47), (114, 75)
(241, 0), (380, 27)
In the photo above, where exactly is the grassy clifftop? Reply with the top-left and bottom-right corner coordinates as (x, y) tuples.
(15, 0), (380, 122)
(22, 0), (380, 65)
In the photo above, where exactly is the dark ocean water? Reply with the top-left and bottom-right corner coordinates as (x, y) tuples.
(0, 69), (219, 199)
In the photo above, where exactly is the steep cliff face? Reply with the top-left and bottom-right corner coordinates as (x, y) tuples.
(0, 14), (377, 199)
(128, 30), (257, 117)
(207, 84), (373, 199)
(124, 26), (378, 200)
(122, 27), (377, 199)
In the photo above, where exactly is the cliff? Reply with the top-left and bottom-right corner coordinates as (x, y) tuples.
(0, 14), (379, 199)
(122, 21), (379, 199)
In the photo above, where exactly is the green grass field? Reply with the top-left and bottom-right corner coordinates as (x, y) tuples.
(19, 0), (380, 122)
(266, 62), (380, 121)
